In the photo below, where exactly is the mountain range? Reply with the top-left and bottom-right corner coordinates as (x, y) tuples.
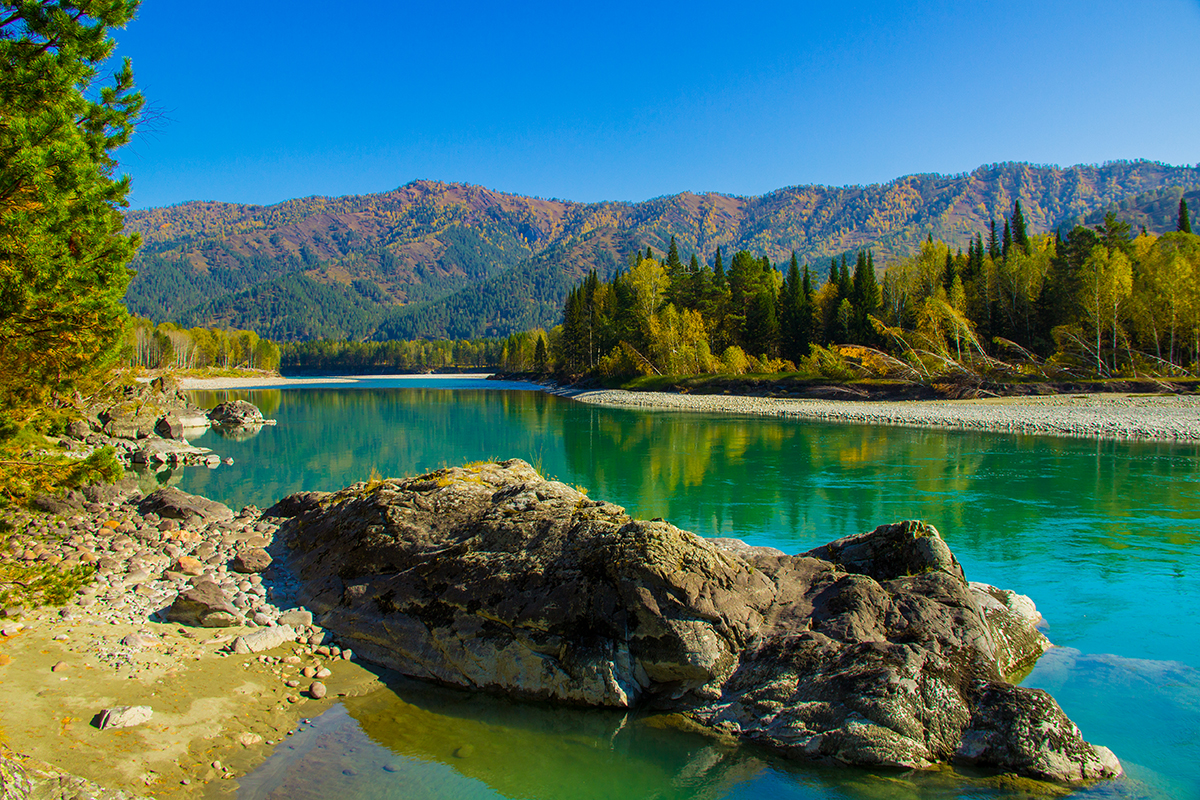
(122, 160), (1200, 341)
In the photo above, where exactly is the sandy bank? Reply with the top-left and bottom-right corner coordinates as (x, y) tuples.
(0, 499), (385, 797)
(569, 389), (1200, 441)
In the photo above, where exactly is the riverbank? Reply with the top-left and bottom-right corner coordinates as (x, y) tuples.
(569, 388), (1200, 441)
(178, 373), (495, 391)
(174, 372), (1200, 441)
(0, 488), (384, 797)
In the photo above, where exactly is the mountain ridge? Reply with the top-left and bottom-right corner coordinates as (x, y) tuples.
(123, 160), (1200, 340)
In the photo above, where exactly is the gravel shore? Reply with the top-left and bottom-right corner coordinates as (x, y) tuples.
(0, 489), (382, 796)
(568, 389), (1200, 441)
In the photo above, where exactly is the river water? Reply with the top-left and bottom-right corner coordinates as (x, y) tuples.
(171, 377), (1199, 799)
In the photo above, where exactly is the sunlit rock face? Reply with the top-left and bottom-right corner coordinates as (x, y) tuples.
(272, 458), (1119, 783)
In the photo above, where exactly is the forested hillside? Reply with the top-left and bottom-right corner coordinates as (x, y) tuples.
(123, 162), (1200, 341)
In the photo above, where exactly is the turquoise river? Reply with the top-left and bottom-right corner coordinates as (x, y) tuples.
(168, 377), (1198, 800)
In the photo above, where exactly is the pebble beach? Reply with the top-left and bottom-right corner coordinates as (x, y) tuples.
(569, 389), (1200, 441)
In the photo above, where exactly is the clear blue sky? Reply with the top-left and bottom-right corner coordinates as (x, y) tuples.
(112, 0), (1200, 209)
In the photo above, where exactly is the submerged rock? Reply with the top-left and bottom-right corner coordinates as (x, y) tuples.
(272, 459), (1120, 783)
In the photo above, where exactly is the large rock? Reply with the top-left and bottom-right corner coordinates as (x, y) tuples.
(208, 400), (265, 427)
(139, 487), (234, 526)
(274, 459), (1120, 783)
(164, 580), (241, 627)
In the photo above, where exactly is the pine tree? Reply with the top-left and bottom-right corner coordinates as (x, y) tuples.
(851, 250), (879, 344)
(1180, 198), (1193, 234)
(713, 247), (726, 289)
(1, 0), (144, 405)
(666, 236), (682, 273)
(1011, 200), (1029, 252)
(533, 335), (548, 372)
(779, 252), (803, 363)
(837, 255), (852, 299)
(1002, 220), (1012, 260)
(987, 219), (1000, 260)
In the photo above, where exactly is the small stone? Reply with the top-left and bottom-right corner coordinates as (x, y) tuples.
(1, 622), (24, 636)
(174, 556), (205, 576)
(315, 667), (332, 678)
(284, 679), (300, 688)
(121, 632), (157, 649)
(286, 694), (299, 703)
(51, 661), (68, 672)
(302, 666), (317, 678)
(232, 548), (272, 574)
(237, 731), (264, 747)
(340, 649), (353, 661)
(308, 681), (327, 699)
(98, 705), (153, 729)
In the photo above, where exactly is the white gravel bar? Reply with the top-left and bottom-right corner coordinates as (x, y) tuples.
(569, 389), (1200, 441)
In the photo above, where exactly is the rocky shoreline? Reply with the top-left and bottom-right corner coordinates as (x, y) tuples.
(0, 382), (1133, 796)
(0, 474), (391, 797)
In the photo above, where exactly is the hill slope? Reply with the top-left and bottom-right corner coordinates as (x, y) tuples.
(123, 161), (1200, 340)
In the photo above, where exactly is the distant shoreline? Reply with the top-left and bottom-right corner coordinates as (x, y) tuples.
(569, 389), (1200, 441)
(175, 373), (1200, 442)
(178, 373), (496, 390)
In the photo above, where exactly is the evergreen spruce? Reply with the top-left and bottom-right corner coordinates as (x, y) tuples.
(1180, 198), (1193, 234)
(1012, 200), (1029, 252)
(713, 247), (726, 289)
(779, 253), (803, 363)
(1002, 219), (1012, 260)
(987, 219), (1000, 260)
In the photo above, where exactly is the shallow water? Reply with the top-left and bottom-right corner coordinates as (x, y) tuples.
(170, 378), (1199, 799)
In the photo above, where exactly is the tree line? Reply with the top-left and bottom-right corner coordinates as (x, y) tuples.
(555, 198), (1200, 379)
(124, 319), (282, 372)
(279, 330), (552, 373)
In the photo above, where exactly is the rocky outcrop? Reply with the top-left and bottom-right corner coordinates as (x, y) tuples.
(209, 400), (272, 429)
(273, 459), (1120, 784)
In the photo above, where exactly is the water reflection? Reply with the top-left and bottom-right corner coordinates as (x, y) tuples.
(239, 673), (1159, 800)
(179, 385), (1200, 799)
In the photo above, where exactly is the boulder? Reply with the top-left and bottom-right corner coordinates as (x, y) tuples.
(276, 458), (1120, 784)
(82, 477), (141, 505)
(232, 547), (272, 573)
(208, 400), (265, 428)
(164, 580), (241, 627)
(30, 491), (84, 515)
(139, 487), (234, 526)
(277, 609), (313, 628)
(155, 415), (184, 440)
(65, 419), (91, 440)
(231, 625), (296, 654)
